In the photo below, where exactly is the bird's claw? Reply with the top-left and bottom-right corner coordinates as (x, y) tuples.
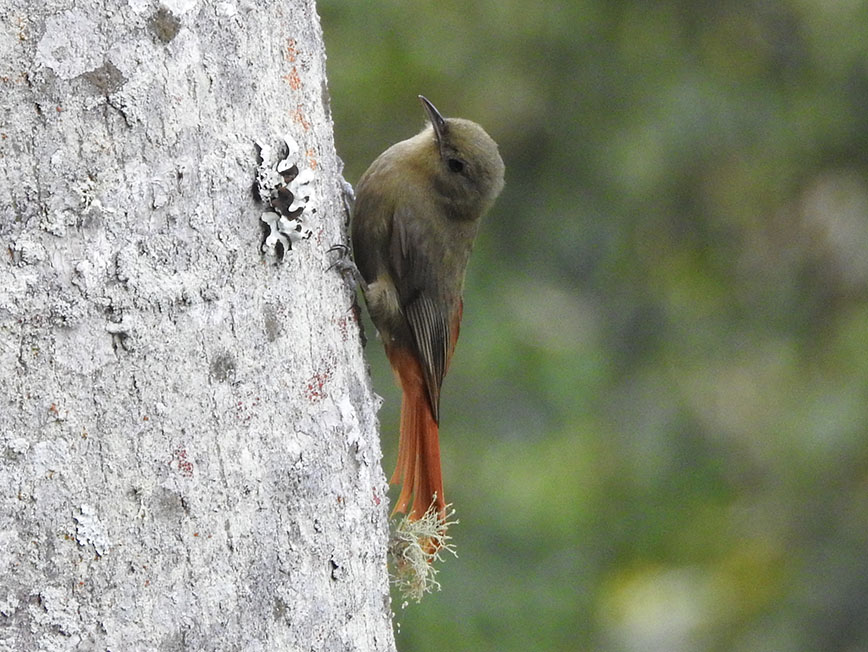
(327, 243), (366, 292)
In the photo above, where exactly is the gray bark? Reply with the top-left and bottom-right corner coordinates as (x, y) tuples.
(0, 1), (395, 650)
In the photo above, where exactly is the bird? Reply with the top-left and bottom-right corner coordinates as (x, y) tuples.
(350, 95), (505, 525)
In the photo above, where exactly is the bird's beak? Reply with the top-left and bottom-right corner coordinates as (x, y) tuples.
(419, 95), (447, 149)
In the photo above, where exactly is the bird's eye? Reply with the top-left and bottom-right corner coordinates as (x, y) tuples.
(447, 158), (465, 173)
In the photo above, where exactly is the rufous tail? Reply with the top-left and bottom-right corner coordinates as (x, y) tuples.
(386, 345), (446, 521)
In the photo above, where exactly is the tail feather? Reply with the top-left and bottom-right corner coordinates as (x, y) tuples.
(387, 345), (446, 520)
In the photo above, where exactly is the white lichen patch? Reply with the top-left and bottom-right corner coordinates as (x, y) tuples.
(0, 592), (19, 618)
(10, 236), (46, 266)
(35, 9), (103, 80)
(33, 586), (81, 636)
(74, 175), (104, 214)
(388, 501), (458, 604)
(7, 438), (30, 456)
(74, 504), (111, 557)
(255, 134), (316, 259)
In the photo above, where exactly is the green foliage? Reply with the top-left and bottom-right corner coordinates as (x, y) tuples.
(321, 0), (868, 649)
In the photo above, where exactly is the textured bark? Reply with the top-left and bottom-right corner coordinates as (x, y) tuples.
(0, 1), (395, 650)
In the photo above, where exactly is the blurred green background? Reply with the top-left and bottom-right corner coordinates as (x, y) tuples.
(319, 1), (868, 650)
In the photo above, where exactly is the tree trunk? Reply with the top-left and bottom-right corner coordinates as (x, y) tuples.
(0, 1), (395, 650)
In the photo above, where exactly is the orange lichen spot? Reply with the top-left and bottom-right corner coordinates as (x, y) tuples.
(305, 147), (318, 169)
(291, 106), (310, 131)
(304, 369), (330, 402)
(285, 38), (298, 63)
(174, 448), (194, 477)
(283, 68), (301, 90)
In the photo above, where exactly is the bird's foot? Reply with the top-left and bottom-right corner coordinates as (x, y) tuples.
(327, 244), (367, 292)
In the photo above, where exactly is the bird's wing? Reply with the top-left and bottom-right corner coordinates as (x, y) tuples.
(390, 205), (458, 423)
